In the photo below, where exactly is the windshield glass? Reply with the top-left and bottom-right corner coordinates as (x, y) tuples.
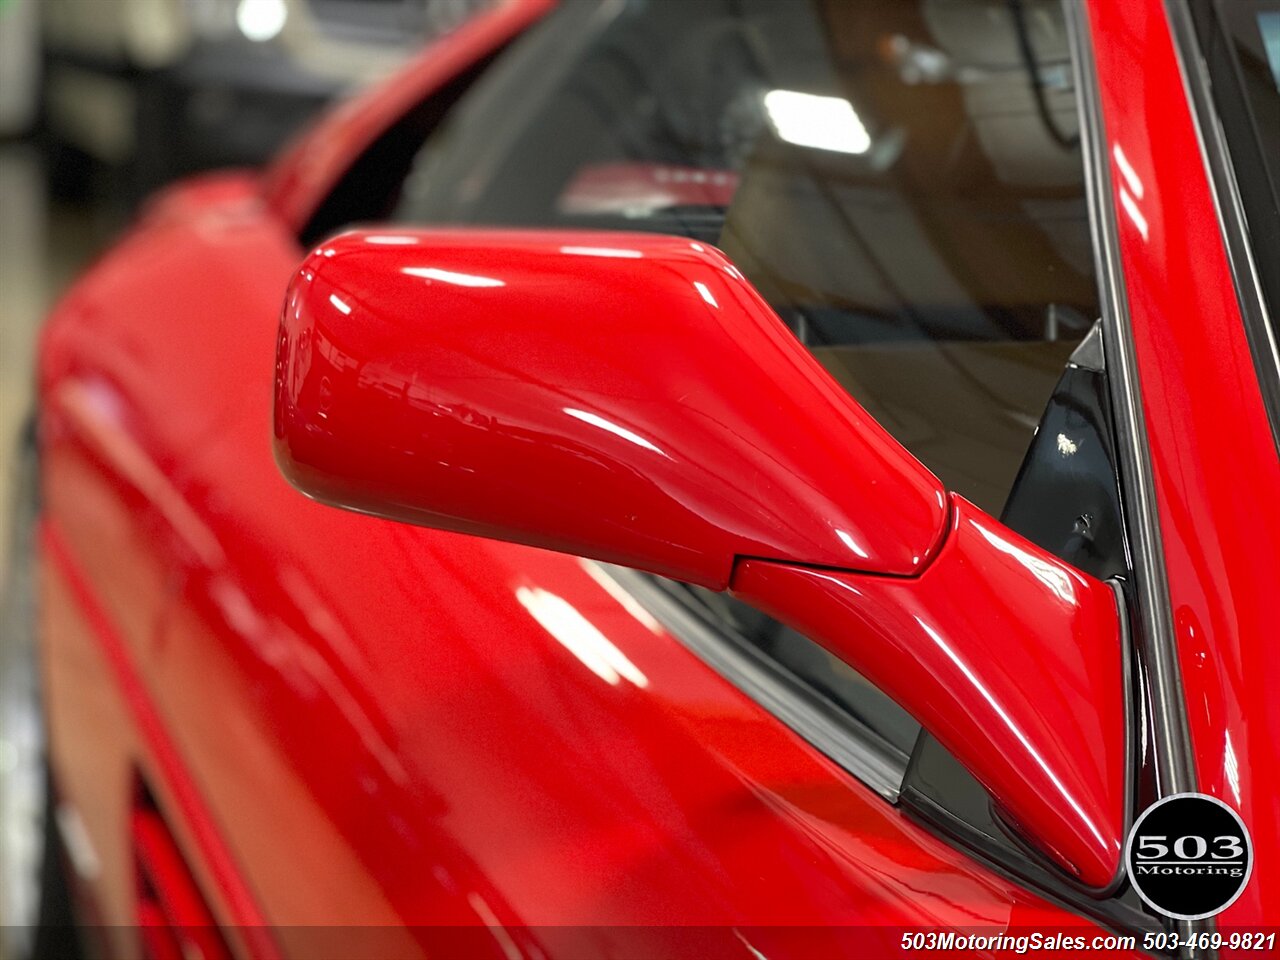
(1190, 0), (1280, 397)
(1210, 1), (1280, 207)
(392, 0), (1098, 516)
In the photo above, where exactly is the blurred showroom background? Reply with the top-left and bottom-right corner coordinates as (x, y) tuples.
(0, 0), (488, 587)
(0, 3), (485, 942)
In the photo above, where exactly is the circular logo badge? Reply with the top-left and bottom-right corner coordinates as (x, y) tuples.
(1125, 793), (1252, 920)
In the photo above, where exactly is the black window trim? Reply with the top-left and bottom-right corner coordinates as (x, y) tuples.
(1065, 0), (1198, 805)
(1064, 2), (1208, 950)
(593, 562), (910, 801)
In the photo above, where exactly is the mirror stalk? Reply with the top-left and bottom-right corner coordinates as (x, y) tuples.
(731, 495), (1126, 890)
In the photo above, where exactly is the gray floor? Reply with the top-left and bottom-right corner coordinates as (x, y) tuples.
(0, 143), (113, 583)
(0, 143), (114, 952)
(0, 143), (44, 577)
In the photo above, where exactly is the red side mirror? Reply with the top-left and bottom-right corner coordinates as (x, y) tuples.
(274, 228), (1127, 889)
(274, 229), (948, 589)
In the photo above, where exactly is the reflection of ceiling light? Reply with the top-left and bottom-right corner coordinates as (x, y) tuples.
(764, 90), (871, 154)
(236, 0), (287, 43)
(559, 246), (644, 258)
(1111, 144), (1144, 199)
(401, 267), (505, 288)
(516, 586), (649, 688)
(835, 528), (870, 559)
(563, 408), (668, 458)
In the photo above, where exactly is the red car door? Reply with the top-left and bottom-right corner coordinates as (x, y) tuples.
(40, 0), (1276, 955)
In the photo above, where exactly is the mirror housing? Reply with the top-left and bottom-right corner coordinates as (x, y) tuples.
(274, 229), (948, 590)
(274, 228), (1127, 890)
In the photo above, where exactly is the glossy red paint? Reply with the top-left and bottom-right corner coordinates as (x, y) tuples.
(35, 123), (1133, 960)
(274, 229), (948, 588)
(138, 170), (266, 228)
(1087, 0), (1280, 930)
(731, 496), (1126, 891)
(275, 228), (1125, 890)
(38, 0), (1280, 950)
(132, 804), (233, 960)
(37, 171), (301, 955)
(146, 432), (1127, 945)
(41, 522), (281, 960)
(260, 0), (554, 233)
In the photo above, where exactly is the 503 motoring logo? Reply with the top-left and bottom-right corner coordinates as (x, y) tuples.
(1125, 793), (1253, 920)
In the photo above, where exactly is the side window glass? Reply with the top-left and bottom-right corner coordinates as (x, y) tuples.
(391, 0), (1137, 911)
(396, 0), (1097, 515)
(1187, 0), (1280, 431)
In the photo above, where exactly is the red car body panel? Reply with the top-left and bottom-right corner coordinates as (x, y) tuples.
(1086, 0), (1280, 933)
(38, 174), (298, 960)
(31, 0), (1277, 955)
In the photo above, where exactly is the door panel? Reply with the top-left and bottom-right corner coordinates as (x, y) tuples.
(37, 175), (302, 956)
(40, 554), (141, 959)
(162, 409), (1100, 943)
(95, 207), (1118, 945)
(39, 176), (1129, 958)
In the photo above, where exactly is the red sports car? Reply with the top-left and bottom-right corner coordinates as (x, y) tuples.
(4, 0), (1278, 956)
